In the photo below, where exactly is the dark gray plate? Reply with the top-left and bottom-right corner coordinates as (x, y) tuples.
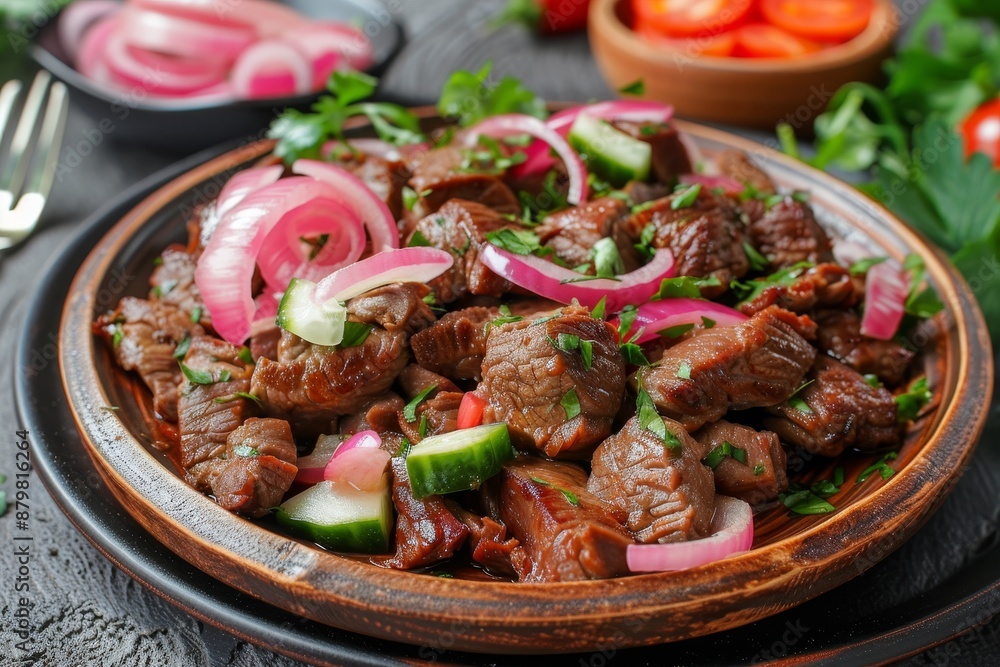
(31, 0), (404, 153)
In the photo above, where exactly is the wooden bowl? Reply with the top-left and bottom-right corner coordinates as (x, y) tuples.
(588, 0), (897, 130)
(58, 115), (991, 654)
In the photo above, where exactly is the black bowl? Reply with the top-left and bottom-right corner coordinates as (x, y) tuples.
(31, 0), (404, 153)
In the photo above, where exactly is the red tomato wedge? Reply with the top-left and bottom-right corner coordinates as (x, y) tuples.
(632, 0), (755, 38)
(457, 392), (487, 429)
(962, 98), (1000, 166)
(733, 22), (821, 58)
(760, 0), (873, 43)
(635, 26), (737, 56)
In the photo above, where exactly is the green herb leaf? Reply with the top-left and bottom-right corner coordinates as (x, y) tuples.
(173, 334), (191, 360)
(620, 342), (649, 366)
(863, 374), (882, 388)
(238, 346), (255, 365)
(902, 254), (945, 318)
(190, 305), (203, 323)
(671, 184), (702, 210)
(780, 487), (836, 516)
(408, 229), (433, 248)
(340, 322), (373, 348)
(753, 464), (766, 476)
(676, 361), (692, 380)
(179, 363), (216, 386)
(654, 275), (721, 300)
(437, 62), (547, 128)
(743, 243), (770, 272)
(856, 452), (899, 484)
(850, 256), (888, 276)
(591, 296), (607, 321)
(896, 376), (932, 421)
(233, 444), (260, 458)
(592, 238), (625, 278)
(561, 387), (581, 419)
(701, 316), (716, 329)
(636, 383), (673, 446)
(112, 324), (123, 348)
(618, 79), (645, 96)
(491, 304), (524, 327)
(658, 323), (694, 339)
(404, 384), (438, 423)
(731, 261), (813, 305)
(634, 222), (657, 261)
(486, 228), (544, 255)
(419, 414), (429, 438)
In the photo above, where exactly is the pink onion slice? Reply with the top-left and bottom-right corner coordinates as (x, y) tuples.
(614, 298), (748, 345)
(59, 0), (119, 61)
(626, 495), (753, 572)
(861, 260), (909, 340)
(130, 0), (258, 28)
(325, 431), (390, 492)
(125, 44), (228, 79)
(477, 243), (676, 313)
(103, 30), (226, 95)
(195, 176), (341, 344)
(231, 39), (313, 99)
(119, 7), (256, 62)
(253, 287), (280, 325)
(312, 247), (455, 303)
(305, 23), (375, 71)
(76, 14), (117, 77)
(292, 159), (399, 253)
(464, 114), (589, 205)
(516, 100), (674, 176)
(679, 174), (744, 197)
(216, 165), (284, 218)
(295, 434), (343, 485)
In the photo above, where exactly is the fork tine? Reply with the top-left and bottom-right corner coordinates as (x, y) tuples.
(0, 79), (23, 145)
(0, 71), (52, 198)
(22, 80), (68, 199)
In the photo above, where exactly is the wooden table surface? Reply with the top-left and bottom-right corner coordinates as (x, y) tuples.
(3, 1), (1000, 665)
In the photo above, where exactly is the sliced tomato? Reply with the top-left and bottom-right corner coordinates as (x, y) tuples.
(733, 22), (821, 58)
(636, 26), (738, 56)
(456, 392), (487, 429)
(632, 0), (755, 38)
(760, 0), (873, 43)
(962, 98), (1000, 166)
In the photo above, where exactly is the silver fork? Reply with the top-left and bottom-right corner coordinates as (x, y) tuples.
(0, 71), (69, 251)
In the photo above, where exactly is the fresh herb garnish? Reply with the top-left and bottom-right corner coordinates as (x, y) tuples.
(753, 464), (766, 476)
(214, 391), (260, 404)
(437, 62), (547, 127)
(173, 334), (191, 360)
(636, 383), (680, 450)
(560, 387), (581, 419)
(408, 229), (433, 248)
(863, 373), (882, 388)
(780, 481), (837, 516)
(617, 305), (638, 340)
(619, 79), (645, 96)
(461, 134), (528, 174)
(671, 184), (702, 210)
(902, 254), (945, 318)
(559, 488), (580, 506)
(419, 414), (429, 438)
(402, 186), (433, 212)
(786, 379), (815, 414)
(701, 316), (716, 329)
(485, 228), (546, 255)
(592, 237), (625, 278)
(491, 304), (524, 327)
(620, 342), (650, 366)
(179, 363), (221, 386)
(404, 384), (438, 423)
(634, 222), (657, 261)
(743, 243), (770, 272)
(233, 444), (259, 458)
(340, 322), (373, 348)
(896, 376), (932, 421)
(654, 275), (720, 300)
(849, 256), (888, 276)
(591, 296), (607, 321)
(112, 324), (123, 348)
(658, 323), (694, 339)
(269, 70), (424, 163)
(702, 441), (748, 469)
(856, 452), (899, 484)
(238, 346), (255, 365)
(190, 305), (203, 323)
(676, 361), (692, 380)
(731, 261), (814, 305)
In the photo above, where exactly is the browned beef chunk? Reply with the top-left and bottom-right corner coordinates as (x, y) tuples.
(251, 327), (409, 435)
(399, 391), (463, 443)
(611, 121), (692, 185)
(747, 198), (834, 269)
(177, 336), (257, 491)
(380, 458), (468, 569)
(408, 146), (520, 218)
(94, 297), (204, 422)
(764, 356), (901, 457)
(338, 152), (411, 222)
(634, 306), (817, 431)
(248, 321), (280, 362)
(150, 245), (205, 320)
(623, 181), (671, 205)
(813, 310), (915, 387)
(484, 458), (632, 582)
(694, 420), (787, 506)
(588, 416), (715, 544)
(449, 502), (531, 579)
(210, 418), (297, 517)
(411, 306), (497, 382)
(535, 197), (631, 270)
(738, 263), (859, 316)
(620, 190), (749, 297)
(345, 283), (436, 335)
(714, 150), (776, 195)
(396, 364), (461, 398)
(479, 304), (625, 458)
(406, 199), (514, 303)
(340, 392), (405, 435)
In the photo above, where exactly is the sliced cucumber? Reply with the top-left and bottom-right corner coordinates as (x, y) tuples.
(405, 424), (514, 499)
(275, 277), (347, 346)
(568, 113), (652, 187)
(276, 478), (392, 553)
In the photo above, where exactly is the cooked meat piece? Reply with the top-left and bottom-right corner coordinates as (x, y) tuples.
(589, 416), (715, 544)
(536, 196), (631, 270)
(399, 391), (463, 443)
(694, 420), (787, 506)
(94, 297), (204, 422)
(381, 458), (468, 569)
(714, 150), (776, 195)
(408, 145), (520, 218)
(340, 392), (405, 435)
(150, 245), (205, 320)
(337, 152), (411, 222)
(484, 458), (632, 582)
(623, 181), (671, 205)
(248, 321), (280, 362)
(611, 121), (692, 185)
(411, 306), (497, 382)
(738, 263), (858, 316)
(449, 502), (531, 579)
(395, 364), (461, 399)
(764, 356), (901, 457)
(634, 306), (817, 431)
(251, 327), (409, 435)
(211, 418), (298, 517)
(747, 198), (835, 269)
(406, 199), (514, 303)
(813, 310), (915, 387)
(177, 336), (257, 491)
(620, 190), (749, 297)
(479, 304), (626, 458)
(345, 283), (437, 335)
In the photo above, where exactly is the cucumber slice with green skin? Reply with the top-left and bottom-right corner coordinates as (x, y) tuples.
(405, 424), (515, 499)
(276, 478), (392, 553)
(275, 277), (347, 346)
(568, 114), (652, 187)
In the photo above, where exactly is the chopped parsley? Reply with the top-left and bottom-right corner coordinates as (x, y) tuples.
(620, 342), (649, 366)
(731, 261), (814, 304)
(233, 444), (260, 458)
(491, 304), (524, 327)
(591, 296), (607, 321)
(340, 322), (373, 348)
(671, 184), (702, 210)
(112, 324), (123, 348)
(659, 323), (694, 339)
(237, 346), (255, 365)
(753, 464), (766, 476)
(437, 62), (546, 128)
(856, 452), (899, 484)
(592, 237), (624, 278)
(172, 334), (191, 360)
(560, 387), (581, 419)
(654, 275), (720, 300)
(179, 362), (222, 386)
(419, 414), (429, 438)
(408, 229), (433, 247)
(636, 384), (680, 450)
(559, 488), (580, 506)
(903, 254), (945, 318)
(896, 376), (932, 421)
(190, 306), (203, 323)
(618, 79), (645, 96)
(743, 242), (770, 272)
(485, 228), (546, 256)
(549, 333), (594, 370)
(702, 441), (748, 469)
(617, 305), (639, 340)
(701, 316), (716, 329)
(404, 384), (438, 423)
(676, 361), (692, 380)
(786, 380), (815, 414)
(214, 391), (260, 404)
(863, 373), (882, 388)
(633, 222), (657, 261)
(402, 186), (432, 211)
(460, 134), (528, 174)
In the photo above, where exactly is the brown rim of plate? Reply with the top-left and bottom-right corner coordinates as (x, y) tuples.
(58, 116), (993, 654)
(592, 0), (899, 73)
